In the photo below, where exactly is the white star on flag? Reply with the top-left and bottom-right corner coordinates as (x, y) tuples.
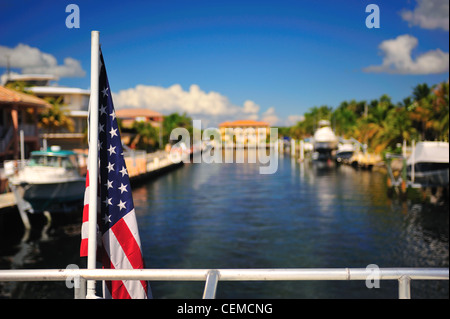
(118, 183), (128, 194)
(105, 179), (113, 189)
(109, 127), (118, 138)
(102, 86), (109, 97)
(100, 104), (107, 115)
(107, 144), (116, 156)
(119, 166), (128, 177)
(103, 197), (112, 207)
(103, 214), (111, 224)
(117, 200), (126, 211)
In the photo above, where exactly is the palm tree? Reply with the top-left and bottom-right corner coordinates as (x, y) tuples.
(355, 95), (394, 152)
(407, 83), (446, 141)
(430, 81), (449, 141)
(5, 81), (31, 93)
(332, 100), (358, 138)
(130, 121), (159, 151)
(285, 81), (447, 152)
(378, 107), (417, 152)
(289, 122), (308, 139)
(412, 83), (431, 102)
(39, 96), (74, 133)
(162, 112), (193, 145)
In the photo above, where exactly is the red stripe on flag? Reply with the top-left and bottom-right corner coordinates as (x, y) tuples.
(80, 238), (88, 257)
(101, 243), (132, 299)
(80, 169), (90, 257)
(111, 218), (145, 270)
(110, 218), (148, 297)
(82, 204), (89, 223)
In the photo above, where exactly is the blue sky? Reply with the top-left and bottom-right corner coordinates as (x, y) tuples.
(0, 0), (448, 126)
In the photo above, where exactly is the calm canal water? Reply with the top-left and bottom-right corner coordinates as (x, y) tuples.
(1, 151), (448, 298)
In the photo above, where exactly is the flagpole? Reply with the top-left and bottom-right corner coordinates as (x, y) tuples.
(87, 30), (100, 298)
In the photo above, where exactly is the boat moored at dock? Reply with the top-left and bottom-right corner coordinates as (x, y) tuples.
(407, 141), (449, 187)
(335, 142), (355, 164)
(7, 147), (86, 213)
(312, 120), (338, 161)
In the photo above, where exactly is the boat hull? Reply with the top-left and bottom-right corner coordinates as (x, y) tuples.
(20, 179), (85, 212)
(335, 151), (354, 164)
(314, 142), (338, 152)
(408, 168), (449, 187)
(313, 142), (337, 161)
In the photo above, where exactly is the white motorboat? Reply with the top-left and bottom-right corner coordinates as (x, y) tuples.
(407, 141), (449, 187)
(335, 143), (355, 163)
(313, 120), (338, 161)
(8, 147), (85, 212)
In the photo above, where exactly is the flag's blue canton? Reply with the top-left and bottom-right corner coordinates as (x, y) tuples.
(98, 52), (133, 233)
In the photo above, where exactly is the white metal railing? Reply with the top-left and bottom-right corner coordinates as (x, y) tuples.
(0, 267), (448, 299)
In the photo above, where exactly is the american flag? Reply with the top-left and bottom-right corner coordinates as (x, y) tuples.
(80, 49), (150, 299)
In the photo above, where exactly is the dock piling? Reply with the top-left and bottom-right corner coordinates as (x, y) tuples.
(9, 184), (31, 231)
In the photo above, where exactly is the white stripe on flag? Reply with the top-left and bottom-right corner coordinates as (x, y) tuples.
(102, 228), (147, 298)
(122, 209), (142, 248)
(84, 184), (90, 204)
(81, 221), (89, 240)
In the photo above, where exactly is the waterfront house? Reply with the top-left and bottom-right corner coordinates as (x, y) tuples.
(28, 86), (90, 150)
(115, 108), (163, 148)
(4, 74), (90, 150)
(219, 120), (270, 146)
(0, 85), (51, 161)
(115, 108), (163, 128)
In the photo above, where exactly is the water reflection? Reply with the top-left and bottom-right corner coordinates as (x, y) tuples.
(0, 212), (84, 298)
(133, 154), (448, 298)
(0, 152), (448, 299)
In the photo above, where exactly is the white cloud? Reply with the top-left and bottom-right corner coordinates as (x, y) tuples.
(363, 34), (449, 74)
(0, 43), (85, 78)
(261, 107), (281, 126)
(112, 83), (262, 126)
(243, 100), (260, 114)
(401, 0), (449, 31)
(113, 83), (307, 127)
(286, 114), (305, 126)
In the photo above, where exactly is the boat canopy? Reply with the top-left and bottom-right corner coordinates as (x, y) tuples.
(313, 126), (338, 143)
(30, 150), (78, 157)
(407, 141), (449, 165)
(337, 143), (355, 153)
(28, 150), (79, 169)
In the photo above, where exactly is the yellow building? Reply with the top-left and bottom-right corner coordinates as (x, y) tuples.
(219, 120), (270, 146)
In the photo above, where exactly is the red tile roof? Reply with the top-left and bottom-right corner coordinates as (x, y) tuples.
(219, 120), (270, 127)
(0, 86), (51, 108)
(115, 108), (162, 119)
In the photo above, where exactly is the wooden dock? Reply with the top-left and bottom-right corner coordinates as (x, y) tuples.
(0, 192), (16, 210)
(349, 152), (382, 170)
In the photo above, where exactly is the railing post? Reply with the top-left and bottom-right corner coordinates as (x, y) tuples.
(202, 270), (220, 299)
(74, 277), (87, 299)
(398, 276), (411, 299)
